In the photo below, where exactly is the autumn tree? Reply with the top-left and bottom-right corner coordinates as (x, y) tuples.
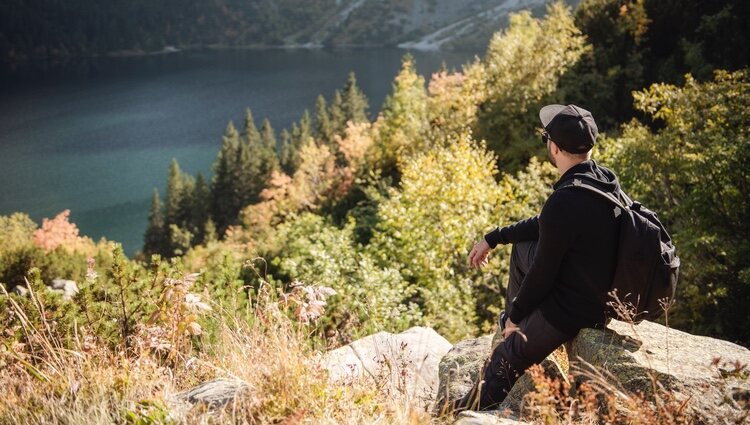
(342, 72), (369, 125)
(374, 54), (429, 178)
(368, 133), (555, 340)
(473, 2), (587, 171)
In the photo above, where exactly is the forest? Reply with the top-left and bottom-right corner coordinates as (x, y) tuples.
(133, 0), (750, 345)
(1, 0), (749, 423)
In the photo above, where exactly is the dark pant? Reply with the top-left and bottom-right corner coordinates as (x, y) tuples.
(453, 241), (578, 411)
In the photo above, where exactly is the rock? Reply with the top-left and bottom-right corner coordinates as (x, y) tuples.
(49, 279), (78, 300)
(497, 349), (567, 414)
(174, 378), (247, 407)
(436, 334), (493, 414)
(454, 410), (530, 425)
(11, 285), (29, 297)
(322, 326), (452, 408)
(435, 329), (567, 417)
(570, 319), (750, 423)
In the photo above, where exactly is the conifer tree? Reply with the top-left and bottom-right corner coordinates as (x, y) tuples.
(143, 188), (167, 256)
(298, 109), (312, 145)
(260, 118), (277, 154)
(233, 133), (262, 210)
(315, 94), (333, 143)
(165, 159), (185, 227)
(342, 72), (369, 124)
(257, 119), (279, 175)
(330, 89), (346, 135)
(243, 108), (261, 146)
(191, 172), (210, 243)
(280, 128), (294, 174)
(211, 121), (241, 235)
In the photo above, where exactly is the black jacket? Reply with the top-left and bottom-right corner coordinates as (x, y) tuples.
(484, 160), (621, 335)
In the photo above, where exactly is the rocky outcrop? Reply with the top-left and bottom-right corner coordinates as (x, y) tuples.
(435, 319), (750, 424)
(571, 319), (750, 424)
(435, 329), (567, 418)
(322, 326), (452, 408)
(171, 327), (452, 417)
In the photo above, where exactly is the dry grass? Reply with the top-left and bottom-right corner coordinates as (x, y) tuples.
(0, 276), (434, 425)
(520, 292), (703, 425)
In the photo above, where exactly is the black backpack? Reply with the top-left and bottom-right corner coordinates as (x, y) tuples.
(559, 177), (680, 322)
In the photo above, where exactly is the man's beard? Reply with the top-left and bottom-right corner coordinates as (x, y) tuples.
(547, 142), (557, 167)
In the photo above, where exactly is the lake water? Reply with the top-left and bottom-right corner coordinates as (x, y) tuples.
(0, 48), (477, 255)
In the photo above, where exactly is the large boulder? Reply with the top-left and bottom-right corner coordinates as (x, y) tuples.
(322, 326), (452, 408)
(570, 319), (750, 423)
(435, 330), (567, 418)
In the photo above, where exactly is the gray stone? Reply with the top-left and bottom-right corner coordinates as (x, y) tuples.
(11, 285), (29, 297)
(174, 378), (247, 407)
(322, 326), (452, 409)
(435, 334), (493, 414)
(49, 278), (78, 300)
(435, 328), (567, 418)
(570, 319), (750, 424)
(454, 410), (530, 425)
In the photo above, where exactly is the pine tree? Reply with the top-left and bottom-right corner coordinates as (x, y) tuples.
(165, 159), (185, 227)
(330, 89), (346, 136)
(260, 118), (277, 154)
(243, 108), (261, 146)
(298, 109), (312, 146)
(211, 121), (241, 235)
(342, 71), (369, 124)
(280, 128), (294, 174)
(315, 94), (333, 143)
(143, 188), (166, 256)
(234, 133), (262, 211)
(191, 172), (210, 243)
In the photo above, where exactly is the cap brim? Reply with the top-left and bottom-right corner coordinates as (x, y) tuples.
(539, 104), (566, 127)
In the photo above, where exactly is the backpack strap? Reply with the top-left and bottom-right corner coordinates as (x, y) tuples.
(558, 178), (631, 213)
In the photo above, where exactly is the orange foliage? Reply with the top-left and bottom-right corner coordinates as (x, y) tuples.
(32, 210), (91, 253)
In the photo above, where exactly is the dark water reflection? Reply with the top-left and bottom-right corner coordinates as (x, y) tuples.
(0, 48), (478, 255)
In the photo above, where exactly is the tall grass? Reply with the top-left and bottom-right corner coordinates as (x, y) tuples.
(0, 271), (433, 424)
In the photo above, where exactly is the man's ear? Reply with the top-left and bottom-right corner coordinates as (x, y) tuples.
(551, 141), (561, 156)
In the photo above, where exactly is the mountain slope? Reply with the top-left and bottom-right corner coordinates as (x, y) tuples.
(0, 0), (577, 62)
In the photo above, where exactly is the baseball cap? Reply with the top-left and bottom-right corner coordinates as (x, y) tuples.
(539, 104), (598, 154)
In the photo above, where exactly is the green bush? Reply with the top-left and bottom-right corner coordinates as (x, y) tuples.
(272, 213), (421, 342)
(599, 70), (750, 345)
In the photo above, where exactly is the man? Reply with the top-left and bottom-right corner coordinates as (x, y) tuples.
(451, 104), (622, 411)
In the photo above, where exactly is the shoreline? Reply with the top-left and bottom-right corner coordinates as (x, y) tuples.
(3, 42), (460, 66)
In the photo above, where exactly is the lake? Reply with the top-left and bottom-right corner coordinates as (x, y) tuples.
(0, 48), (478, 256)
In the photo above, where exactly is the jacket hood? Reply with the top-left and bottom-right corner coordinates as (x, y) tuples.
(553, 160), (620, 194)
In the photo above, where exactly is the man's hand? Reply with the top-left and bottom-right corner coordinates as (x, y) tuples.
(469, 239), (492, 268)
(503, 318), (520, 339)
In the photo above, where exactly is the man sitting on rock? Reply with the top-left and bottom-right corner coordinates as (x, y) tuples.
(452, 104), (621, 411)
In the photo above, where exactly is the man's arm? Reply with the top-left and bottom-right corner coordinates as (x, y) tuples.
(507, 194), (573, 324)
(484, 215), (539, 248)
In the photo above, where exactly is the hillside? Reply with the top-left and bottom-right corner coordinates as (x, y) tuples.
(0, 0), (575, 62)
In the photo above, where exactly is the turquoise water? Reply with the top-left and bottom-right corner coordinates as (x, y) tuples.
(0, 48), (477, 255)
